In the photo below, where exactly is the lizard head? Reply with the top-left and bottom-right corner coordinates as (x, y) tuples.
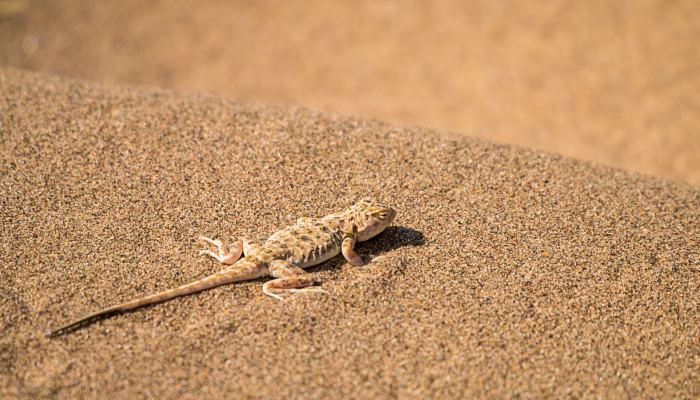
(351, 198), (397, 242)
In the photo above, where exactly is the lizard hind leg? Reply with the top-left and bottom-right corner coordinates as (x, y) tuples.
(262, 260), (327, 301)
(198, 236), (243, 265)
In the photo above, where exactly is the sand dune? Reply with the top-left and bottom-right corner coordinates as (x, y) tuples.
(1, 69), (698, 398)
(1, 0), (698, 185)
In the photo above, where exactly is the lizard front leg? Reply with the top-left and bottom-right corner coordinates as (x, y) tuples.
(341, 236), (365, 266)
(341, 225), (365, 266)
(262, 260), (327, 300)
(198, 236), (243, 265)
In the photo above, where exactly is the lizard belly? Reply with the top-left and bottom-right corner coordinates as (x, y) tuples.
(294, 245), (341, 269)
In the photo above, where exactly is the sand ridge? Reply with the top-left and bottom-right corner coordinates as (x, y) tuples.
(1, 69), (699, 398)
(1, 0), (698, 185)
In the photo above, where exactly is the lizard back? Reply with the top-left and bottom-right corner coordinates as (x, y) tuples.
(264, 218), (345, 268)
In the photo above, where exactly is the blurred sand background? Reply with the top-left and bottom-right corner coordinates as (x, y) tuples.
(1, 1), (699, 399)
(1, 0), (698, 185)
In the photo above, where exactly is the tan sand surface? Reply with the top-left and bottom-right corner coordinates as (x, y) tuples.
(1, 69), (699, 398)
(0, 0), (698, 185)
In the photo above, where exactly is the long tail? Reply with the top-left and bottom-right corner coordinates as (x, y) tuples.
(47, 259), (264, 337)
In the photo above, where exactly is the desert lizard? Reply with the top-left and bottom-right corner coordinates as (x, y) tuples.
(47, 198), (397, 337)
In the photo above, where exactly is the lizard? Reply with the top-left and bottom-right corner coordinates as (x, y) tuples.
(46, 198), (397, 337)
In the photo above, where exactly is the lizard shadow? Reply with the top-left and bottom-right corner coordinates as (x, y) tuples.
(309, 225), (425, 273)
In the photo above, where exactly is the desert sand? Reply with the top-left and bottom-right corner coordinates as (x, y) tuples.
(1, 69), (698, 398)
(1, 0), (699, 185)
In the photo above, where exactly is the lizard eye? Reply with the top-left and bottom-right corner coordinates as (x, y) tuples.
(377, 212), (389, 219)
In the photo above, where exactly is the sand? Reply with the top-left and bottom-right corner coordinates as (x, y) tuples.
(1, 68), (698, 398)
(1, 0), (699, 185)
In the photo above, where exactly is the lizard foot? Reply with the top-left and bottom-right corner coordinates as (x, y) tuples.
(198, 236), (243, 265)
(263, 261), (327, 300)
(263, 286), (328, 301)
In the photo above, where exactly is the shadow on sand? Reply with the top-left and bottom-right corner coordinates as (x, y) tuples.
(311, 225), (425, 273)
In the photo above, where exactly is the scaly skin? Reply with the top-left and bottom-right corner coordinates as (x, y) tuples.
(47, 198), (397, 337)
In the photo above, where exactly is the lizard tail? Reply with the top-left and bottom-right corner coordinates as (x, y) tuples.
(46, 259), (264, 337)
